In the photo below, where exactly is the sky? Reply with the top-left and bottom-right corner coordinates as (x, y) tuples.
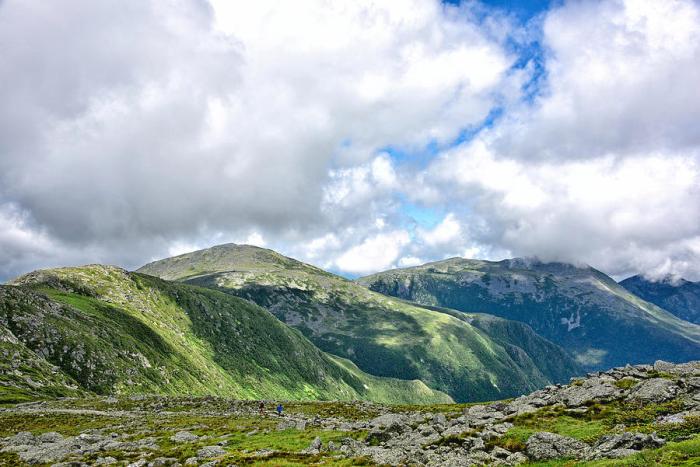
(1, 0), (699, 282)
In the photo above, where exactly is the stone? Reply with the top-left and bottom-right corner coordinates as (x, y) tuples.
(95, 457), (118, 465)
(587, 431), (665, 459)
(170, 431), (199, 443)
(148, 458), (180, 466)
(37, 432), (63, 444)
(627, 378), (679, 403)
(370, 413), (408, 428)
(526, 432), (589, 460)
(553, 377), (621, 407)
(506, 452), (528, 465)
(197, 445), (226, 459)
(276, 419), (297, 431)
(432, 413), (447, 426)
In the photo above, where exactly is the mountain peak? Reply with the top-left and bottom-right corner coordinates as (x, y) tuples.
(137, 242), (325, 281)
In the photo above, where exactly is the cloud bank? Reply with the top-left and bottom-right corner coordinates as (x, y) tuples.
(1, 0), (699, 281)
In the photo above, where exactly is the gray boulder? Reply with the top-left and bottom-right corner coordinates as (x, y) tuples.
(196, 445), (226, 459)
(526, 432), (589, 460)
(587, 431), (665, 459)
(170, 431), (199, 443)
(627, 378), (679, 403)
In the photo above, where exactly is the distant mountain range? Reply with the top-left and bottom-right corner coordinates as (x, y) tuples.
(2, 243), (698, 405)
(138, 244), (581, 402)
(620, 274), (700, 325)
(358, 257), (700, 371)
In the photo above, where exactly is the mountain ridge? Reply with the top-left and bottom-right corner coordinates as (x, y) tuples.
(138, 244), (582, 402)
(358, 256), (700, 370)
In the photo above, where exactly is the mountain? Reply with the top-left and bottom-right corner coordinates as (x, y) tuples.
(138, 244), (582, 402)
(358, 257), (700, 371)
(1, 265), (450, 404)
(620, 274), (700, 324)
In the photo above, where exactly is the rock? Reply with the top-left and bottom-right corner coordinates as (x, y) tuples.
(197, 445), (226, 459)
(95, 457), (118, 465)
(432, 413), (447, 426)
(370, 413), (408, 428)
(587, 431), (665, 459)
(506, 452), (528, 465)
(184, 458), (198, 466)
(148, 458), (180, 466)
(37, 432), (63, 443)
(654, 360), (675, 372)
(553, 376), (621, 407)
(302, 436), (323, 454)
(170, 431), (199, 443)
(276, 419), (297, 431)
(491, 446), (512, 459)
(295, 420), (307, 431)
(627, 378), (679, 403)
(525, 432), (589, 460)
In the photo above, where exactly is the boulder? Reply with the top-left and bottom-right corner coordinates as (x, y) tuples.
(170, 431), (199, 443)
(627, 378), (679, 403)
(525, 432), (589, 460)
(587, 431), (665, 459)
(196, 445), (226, 459)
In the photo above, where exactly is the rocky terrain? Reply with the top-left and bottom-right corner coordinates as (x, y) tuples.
(621, 274), (700, 325)
(139, 244), (581, 402)
(1, 360), (699, 466)
(359, 257), (700, 370)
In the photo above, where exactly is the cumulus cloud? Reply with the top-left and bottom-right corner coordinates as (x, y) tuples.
(336, 230), (411, 275)
(0, 0), (514, 280)
(1, 0), (699, 282)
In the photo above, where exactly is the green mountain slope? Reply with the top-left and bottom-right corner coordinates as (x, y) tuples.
(2, 265), (449, 404)
(138, 244), (581, 402)
(357, 257), (700, 370)
(620, 274), (700, 325)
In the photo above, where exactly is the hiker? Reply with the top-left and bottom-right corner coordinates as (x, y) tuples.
(258, 401), (265, 415)
(276, 403), (283, 417)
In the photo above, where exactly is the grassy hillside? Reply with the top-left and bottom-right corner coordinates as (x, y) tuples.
(358, 257), (700, 370)
(138, 244), (581, 402)
(620, 274), (700, 325)
(2, 266), (450, 404)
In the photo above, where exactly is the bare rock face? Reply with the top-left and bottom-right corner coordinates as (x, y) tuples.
(525, 432), (589, 460)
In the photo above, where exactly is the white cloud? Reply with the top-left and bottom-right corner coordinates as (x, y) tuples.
(0, 0), (514, 280)
(336, 231), (410, 275)
(419, 213), (462, 247)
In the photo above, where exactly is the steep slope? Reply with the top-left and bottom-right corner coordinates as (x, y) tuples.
(138, 244), (581, 402)
(0, 317), (84, 404)
(358, 258), (700, 370)
(620, 274), (700, 324)
(2, 266), (450, 404)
